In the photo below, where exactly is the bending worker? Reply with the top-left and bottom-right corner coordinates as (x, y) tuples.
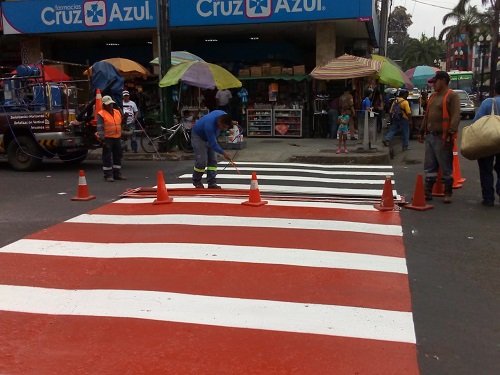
(191, 110), (233, 189)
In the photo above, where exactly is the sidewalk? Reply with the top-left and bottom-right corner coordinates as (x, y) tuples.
(89, 133), (425, 166)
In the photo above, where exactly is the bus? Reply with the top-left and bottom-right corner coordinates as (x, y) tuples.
(448, 70), (474, 95)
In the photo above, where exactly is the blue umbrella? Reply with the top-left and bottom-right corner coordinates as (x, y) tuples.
(405, 65), (439, 88)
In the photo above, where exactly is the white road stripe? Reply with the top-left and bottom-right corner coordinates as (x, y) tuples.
(113, 197), (383, 211)
(67, 214), (403, 236)
(178, 173), (391, 185)
(212, 167), (394, 177)
(0, 285), (416, 344)
(161, 183), (400, 199)
(218, 161), (393, 169)
(0, 239), (408, 274)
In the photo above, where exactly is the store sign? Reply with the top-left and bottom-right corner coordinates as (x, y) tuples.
(1, 0), (156, 34)
(172, 0), (372, 26)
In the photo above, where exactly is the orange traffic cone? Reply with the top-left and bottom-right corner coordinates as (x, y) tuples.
(153, 171), (173, 204)
(452, 141), (466, 188)
(90, 89), (102, 126)
(242, 172), (268, 207)
(406, 174), (434, 211)
(432, 169), (445, 197)
(71, 170), (96, 201)
(374, 175), (397, 211)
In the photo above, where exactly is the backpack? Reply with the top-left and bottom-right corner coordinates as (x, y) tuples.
(391, 99), (405, 121)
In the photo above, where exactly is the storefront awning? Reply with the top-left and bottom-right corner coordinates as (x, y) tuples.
(238, 74), (311, 81)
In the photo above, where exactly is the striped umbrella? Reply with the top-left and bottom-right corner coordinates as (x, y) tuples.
(310, 54), (382, 80)
(150, 51), (204, 66)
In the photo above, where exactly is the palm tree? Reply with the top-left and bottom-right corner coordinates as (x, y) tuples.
(402, 35), (444, 70)
(457, 0), (500, 97)
(438, 5), (481, 71)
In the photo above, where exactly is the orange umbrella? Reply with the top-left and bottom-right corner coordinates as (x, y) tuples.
(84, 58), (151, 80)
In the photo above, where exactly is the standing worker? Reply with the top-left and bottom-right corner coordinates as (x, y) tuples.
(97, 95), (126, 182)
(471, 80), (500, 207)
(418, 71), (461, 203)
(191, 110), (233, 189)
(122, 90), (139, 153)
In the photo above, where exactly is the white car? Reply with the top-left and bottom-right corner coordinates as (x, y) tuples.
(453, 90), (475, 119)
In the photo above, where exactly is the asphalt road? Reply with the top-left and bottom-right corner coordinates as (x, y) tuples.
(0, 133), (499, 374)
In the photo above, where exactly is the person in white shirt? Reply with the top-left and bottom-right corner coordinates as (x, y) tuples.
(216, 89), (232, 112)
(122, 90), (139, 152)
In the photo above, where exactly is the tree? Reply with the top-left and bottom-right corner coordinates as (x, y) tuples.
(438, 4), (481, 71)
(458, 0), (500, 97)
(387, 6), (413, 62)
(402, 35), (445, 70)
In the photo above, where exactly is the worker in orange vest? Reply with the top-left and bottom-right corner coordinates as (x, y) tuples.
(419, 71), (461, 203)
(96, 95), (127, 182)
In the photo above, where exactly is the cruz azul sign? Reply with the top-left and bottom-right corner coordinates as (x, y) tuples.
(172, 0), (369, 26)
(1, 0), (156, 34)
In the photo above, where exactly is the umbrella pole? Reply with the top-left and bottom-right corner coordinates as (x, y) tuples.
(177, 82), (182, 113)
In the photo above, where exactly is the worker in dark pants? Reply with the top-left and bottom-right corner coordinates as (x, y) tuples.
(97, 95), (126, 182)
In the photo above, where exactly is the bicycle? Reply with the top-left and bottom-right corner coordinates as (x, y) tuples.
(140, 116), (193, 153)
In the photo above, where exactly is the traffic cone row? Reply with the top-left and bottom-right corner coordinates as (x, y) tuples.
(432, 169), (445, 197)
(71, 170), (96, 201)
(374, 176), (397, 211)
(405, 174), (434, 211)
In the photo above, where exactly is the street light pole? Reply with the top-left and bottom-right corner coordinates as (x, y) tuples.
(157, 0), (173, 129)
(477, 34), (491, 101)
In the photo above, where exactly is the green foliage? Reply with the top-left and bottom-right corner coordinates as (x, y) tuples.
(387, 6), (413, 62)
(401, 35), (444, 71)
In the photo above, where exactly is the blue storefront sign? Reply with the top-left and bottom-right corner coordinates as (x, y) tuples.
(1, 0), (374, 34)
(170, 0), (372, 27)
(1, 0), (156, 34)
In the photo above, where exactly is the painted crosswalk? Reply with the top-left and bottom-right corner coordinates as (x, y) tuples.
(170, 161), (401, 200)
(0, 162), (418, 374)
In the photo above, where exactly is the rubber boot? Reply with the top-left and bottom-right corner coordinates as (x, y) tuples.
(443, 187), (453, 204)
(424, 181), (434, 201)
(192, 170), (204, 188)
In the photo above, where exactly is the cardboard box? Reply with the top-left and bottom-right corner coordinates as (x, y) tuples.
(271, 66), (282, 75)
(293, 65), (306, 75)
(239, 69), (250, 77)
(250, 66), (262, 77)
(262, 66), (271, 76)
(282, 67), (293, 75)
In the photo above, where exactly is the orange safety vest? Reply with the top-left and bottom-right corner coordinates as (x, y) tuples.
(98, 108), (122, 138)
(425, 89), (456, 141)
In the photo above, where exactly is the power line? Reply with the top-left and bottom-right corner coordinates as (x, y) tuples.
(411, 0), (454, 11)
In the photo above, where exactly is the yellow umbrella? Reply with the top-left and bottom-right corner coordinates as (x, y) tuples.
(84, 58), (152, 80)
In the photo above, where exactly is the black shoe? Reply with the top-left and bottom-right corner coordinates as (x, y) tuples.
(105, 177), (114, 182)
(208, 184), (222, 189)
(193, 183), (204, 188)
(402, 147), (410, 151)
(114, 176), (127, 180)
(482, 200), (494, 207)
(382, 140), (390, 147)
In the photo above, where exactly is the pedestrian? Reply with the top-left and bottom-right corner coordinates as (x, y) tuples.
(336, 109), (350, 154)
(216, 88), (232, 112)
(191, 110), (233, 189)
(372, 89), (385, 133)
(339, 87), (356, 140)
(471, 80), (500, 207)
(383, 90), (411, 151)
(418, 71), (461, 203)
(122, 90), (139, 153)
(327, 94), (340, 139)
(96, 95), (126, 182)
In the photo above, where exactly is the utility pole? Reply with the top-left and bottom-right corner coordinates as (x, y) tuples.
(379, 0), (390, 56)
(157, 0), (173, 129)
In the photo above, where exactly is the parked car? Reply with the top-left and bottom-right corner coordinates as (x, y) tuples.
(453, 90), (475, 119)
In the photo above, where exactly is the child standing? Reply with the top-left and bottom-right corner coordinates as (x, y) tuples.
(337, 110), (350, 154)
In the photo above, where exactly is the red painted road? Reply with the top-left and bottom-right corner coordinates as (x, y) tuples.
(0, 194), (419, 374)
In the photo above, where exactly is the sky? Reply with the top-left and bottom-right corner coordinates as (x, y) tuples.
(391, 0), (487, 39)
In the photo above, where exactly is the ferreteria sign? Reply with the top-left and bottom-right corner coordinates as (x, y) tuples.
(171, 0), (373, 26)
(1, 0), (156, 34)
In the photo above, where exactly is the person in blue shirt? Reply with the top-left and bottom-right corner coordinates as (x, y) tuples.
(472, 80), (500, 206)
(191, 110), (233, 189)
